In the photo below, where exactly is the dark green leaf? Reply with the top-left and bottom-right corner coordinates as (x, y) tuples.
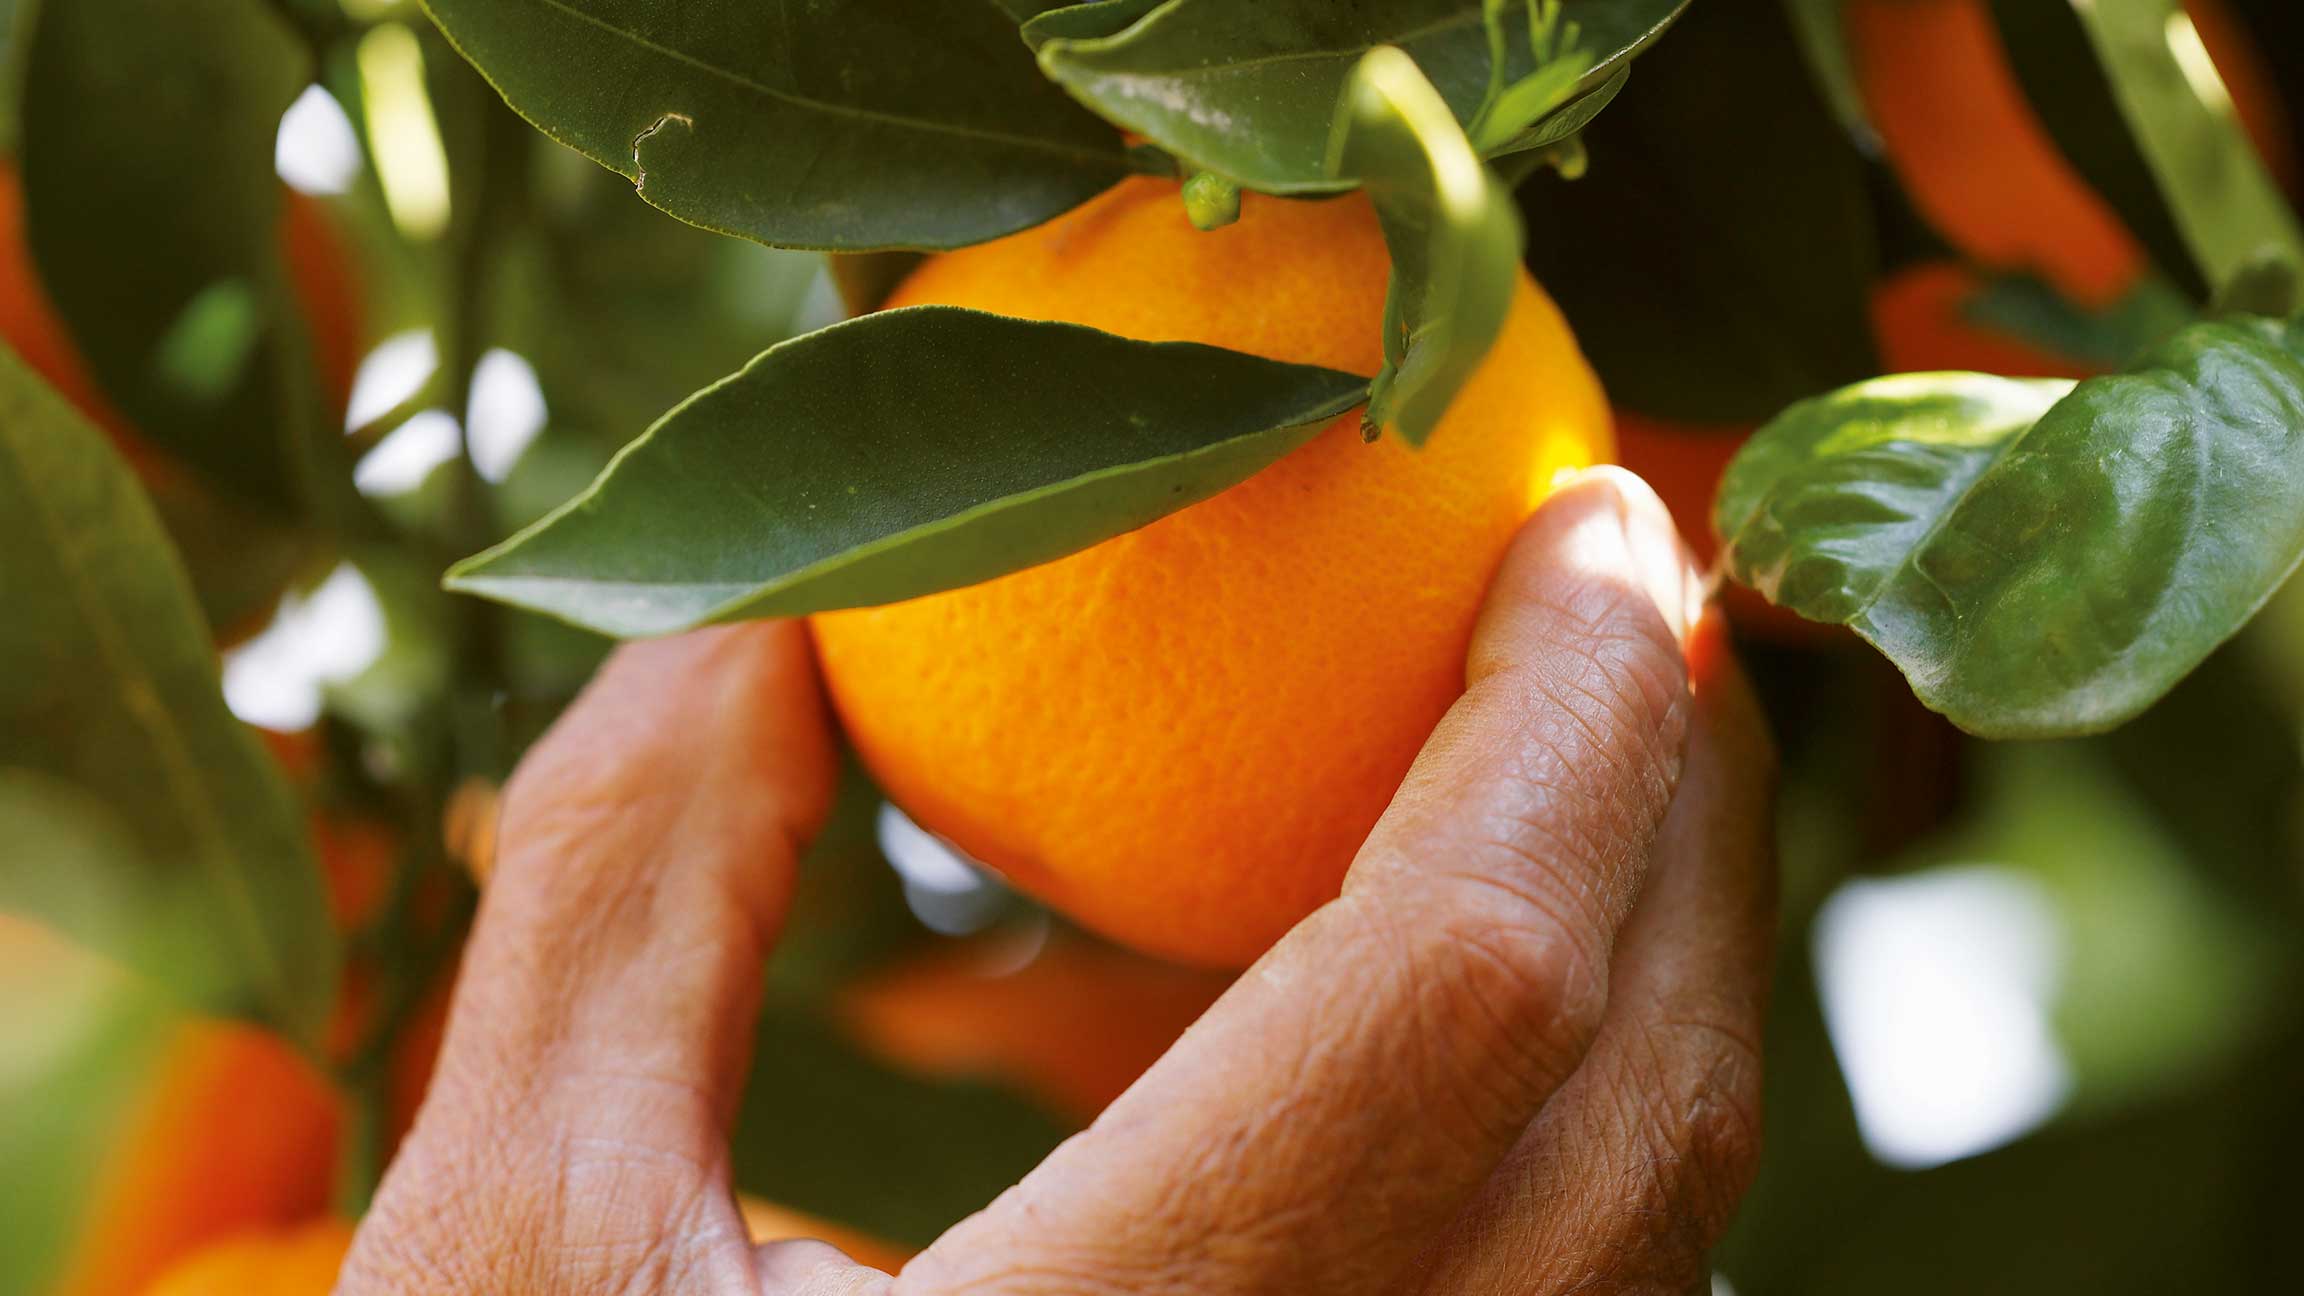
(446, 308), (1369, 637)
(1717, 312), (2304, 738)
(421, 0), (1129, 251)
(20, 0), (322, 512)
(0, 342), (336, 1042)
(1517, 0), (1879, 422)
(1327, 46), (1521, 445)
(1037, 0), (1686, 191)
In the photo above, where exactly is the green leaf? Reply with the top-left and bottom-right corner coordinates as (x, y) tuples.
(420, 0), (1130, 251)
(446, 307), (1369, 637)
(1037, 0), (1687, 191)
(19, 0), (323, 512)
(0, 341), (336, 1043)
(2054, 0), (2304, 297)
(1485, 61), (1627, 159)
(1716, 312), (2304, 738)
(1328, 46), (1521, 446)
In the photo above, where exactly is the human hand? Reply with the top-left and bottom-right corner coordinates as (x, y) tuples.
(340, 468), (1774, 1295)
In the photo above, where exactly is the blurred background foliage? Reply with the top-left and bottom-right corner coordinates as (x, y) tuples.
(1, 0), (2302, 1292)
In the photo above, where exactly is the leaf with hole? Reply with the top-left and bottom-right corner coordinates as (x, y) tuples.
(446, 307), (1370, 636)
(422, 0), (1131, 250)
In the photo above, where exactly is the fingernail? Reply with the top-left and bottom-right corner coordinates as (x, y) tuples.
(1567, 466), (1699, 650)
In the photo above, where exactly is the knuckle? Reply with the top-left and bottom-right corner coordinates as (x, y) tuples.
(1621, 1014), (1768, 1252)
(1379, 879), (1613, 1103)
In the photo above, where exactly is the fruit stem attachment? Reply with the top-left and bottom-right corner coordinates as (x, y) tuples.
(1183, 172), (1242, 230)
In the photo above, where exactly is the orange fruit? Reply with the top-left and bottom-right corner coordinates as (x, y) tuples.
(840, 935), (1231, 1123)
(1849, 0), (2295, 308)
(1870, 260), (2102, 380)
(9, 749), (446, 1296)
(136, 1219), (354, 1296)
(50, 1021), (342, 1296)
(810, 177), (1609, 967)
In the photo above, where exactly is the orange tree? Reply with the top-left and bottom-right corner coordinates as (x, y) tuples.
(5, 1), (2304, 1292)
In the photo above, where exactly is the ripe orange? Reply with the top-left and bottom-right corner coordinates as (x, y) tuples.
(136, 1218), (354, 1296)
(49, 1021), (341, 1296)
(811, 178), (1609, 967)
(1848, 0), (2295, 307)
(840, 935), (1231, 1122)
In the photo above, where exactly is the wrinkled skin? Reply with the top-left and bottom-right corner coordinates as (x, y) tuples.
(343, 470), (1776, 1296)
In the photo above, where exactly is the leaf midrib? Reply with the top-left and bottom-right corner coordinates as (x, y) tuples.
(1722, 380), (2074, 636)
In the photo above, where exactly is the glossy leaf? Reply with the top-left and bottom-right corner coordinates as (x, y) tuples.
(421, 0), (1130, 251)
(1037, 0), (1687, 191)
(1328, 47), (1521, 445)
(1717, 312), (2304, 738)
(0, 343), (336, 1041)
(19, 0), (321, 511)
(447, 308), (1369, 637)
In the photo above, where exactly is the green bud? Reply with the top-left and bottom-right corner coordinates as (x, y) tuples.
(1182, 172), (1242, 230)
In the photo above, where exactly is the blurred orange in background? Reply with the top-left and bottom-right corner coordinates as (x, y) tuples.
(49, 1022), (341, 1296)
(840, 933), (1231, 1125)
(1848, 0), (2295, 308)
(135, 1218), (355, 1296)
(1869, 262), (2103, 380)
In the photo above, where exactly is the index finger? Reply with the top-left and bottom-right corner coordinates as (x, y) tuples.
(343, 623), (838, 1293)
(902, 470), (1704, 1296)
